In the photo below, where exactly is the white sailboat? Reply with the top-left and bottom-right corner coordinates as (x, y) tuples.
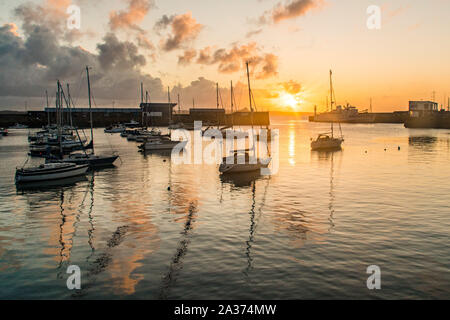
(311, 70), (344, 151)
(219, 62), (271, 174)
(16, 84), (88, 184)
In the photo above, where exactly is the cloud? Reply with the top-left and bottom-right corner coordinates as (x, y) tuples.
(280, 80), (301, 94)
(191, 43), (278, 79)
(109, 0), (154, 31)
(170, 77), (217, 109)
(259, 0), (323, 24)
(178, 49), (197, 65)
(0, 3), (166, 108)
(157, 12), (203, 51)
(14, 0), (88, 43)
(246, 29), (263, 38)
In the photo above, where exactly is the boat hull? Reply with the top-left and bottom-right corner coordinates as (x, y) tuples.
(219, 156), (271, 174)
(15, 164), (89, 183)
(53, 155), (119, 167)
(311, 138), (343, 151)
(140, 140), (187, 151)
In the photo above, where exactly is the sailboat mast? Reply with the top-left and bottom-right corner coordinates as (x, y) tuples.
(67, 83), (73, 128)
(329, 70), (334, 138)
(86, 66), (94, 154)
(246, 61), (256, 157)
(230, 80), (234, 127)
(57, 81), (62, 155)
(46, 90), (50, 127)
(216, 83), (219, 109)
(247, 62), (253, 113)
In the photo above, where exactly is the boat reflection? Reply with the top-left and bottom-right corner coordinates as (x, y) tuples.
(159, 201), (198, 299)
(408, 136), (437, 148)
(140, 149), (173, 158)
(16, 175), (87, 192)
(310, 148), (343, 161)
(243, 179), (270, 278)
(220, 171), (265, 188)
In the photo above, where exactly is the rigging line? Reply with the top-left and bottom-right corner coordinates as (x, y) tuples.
(71, 70), (85, 107)
(250, 90), (258, 112)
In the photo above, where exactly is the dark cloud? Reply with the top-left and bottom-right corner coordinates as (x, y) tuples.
(0, 6), (165, 108)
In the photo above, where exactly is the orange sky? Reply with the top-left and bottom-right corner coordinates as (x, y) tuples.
(1, 0), (449, 112)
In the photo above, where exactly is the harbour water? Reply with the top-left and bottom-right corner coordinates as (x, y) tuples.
(0, 118), (449, 299)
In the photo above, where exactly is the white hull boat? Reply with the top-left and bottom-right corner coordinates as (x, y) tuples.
(15, 163), (88, 183)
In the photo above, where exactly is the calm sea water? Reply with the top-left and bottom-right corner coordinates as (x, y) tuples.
(0, 118), (449, 299)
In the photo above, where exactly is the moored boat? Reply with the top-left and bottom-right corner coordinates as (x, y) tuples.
(48, 153), (119, 168)
(310, 70), (344, 151)
(138, 136), (187, 151)
(15, 163), (88, 183)
(219, 150), (270, 173)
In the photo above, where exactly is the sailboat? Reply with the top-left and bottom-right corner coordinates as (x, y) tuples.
(219, 62), (271, 174)
(311, 70), (344, 151)
(16, 84), (89, 184)
(50, 67), (119, 168)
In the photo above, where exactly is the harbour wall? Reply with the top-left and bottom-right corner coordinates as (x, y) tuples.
(309, 111), (409, 124)
(404, 111), (450, 129)
(0, 110), (270, 128)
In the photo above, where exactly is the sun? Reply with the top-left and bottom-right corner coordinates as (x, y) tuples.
(280, 93), (300, 111)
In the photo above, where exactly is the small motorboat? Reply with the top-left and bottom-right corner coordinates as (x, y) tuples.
(15, 163), (89, 184)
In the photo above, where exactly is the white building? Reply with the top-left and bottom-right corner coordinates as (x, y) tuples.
(409, 101), (438, 117)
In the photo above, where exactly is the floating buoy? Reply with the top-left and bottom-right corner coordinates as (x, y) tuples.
(167, 186), (171, 191)
(398, 146), (401, 151)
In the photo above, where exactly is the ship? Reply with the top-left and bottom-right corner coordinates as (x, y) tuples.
(309, 104), (376, 123)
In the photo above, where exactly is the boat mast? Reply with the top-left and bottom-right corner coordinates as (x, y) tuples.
(246, 61), (256, 157)
(168, 86), (171, 125)
(67, 83), (73, 128)
(86, 66), (94, 154)
(329, 69), (334, 138)
(216, 83), (220, 127)
(57, 81), (63, 156)
(230, 80), (234, 127)
(46, 90), (50, 127)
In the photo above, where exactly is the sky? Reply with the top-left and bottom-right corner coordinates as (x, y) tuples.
(0, 0), (449, 112)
